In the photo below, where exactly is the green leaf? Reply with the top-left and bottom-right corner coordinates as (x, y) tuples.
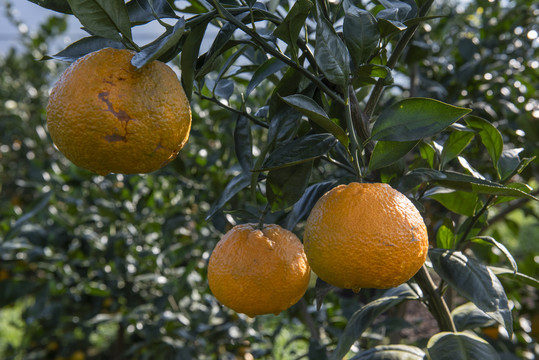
(441, 130), (475, 168)
(349, 345), (426, 360)
(497, 147), (523, 181)
(353, 64), (393, 85)
(206, 173), (251, 220)
(246, 58), (286, 97)
(470, 236), (517, 275)
(234, 115), (253, 172)
(42, 36), (125, 62)
(398, 169), (539, 202)
(343, 6), (380, 66)
(425, 188), (478, 216)
(131, 17), (186, 68)
(67, 0), (132, 42)
(419, 141), (436, 168)
(489, 266), (539, 288)
(368, 140), (418, 171)
(284, 181), (337, 230)
(451, 302), (497, 331)
(429, 249), (513, 335)
(280, 95), (349, 147)
(261, 134), (338, 171)
(427, 332), (500, 360)
(267, 161), (313, 211)
(273, 0), (312, 57)
(314, 14), (350, 88)
(180, 21), (208, 100)
(436, 218), (455, 249)
(371, 98), (471, 141)
(6, 192), (53, 240)
(465, 116), (503, 174)
(331, 284), (420, 360)
(314, 277), (337, 311)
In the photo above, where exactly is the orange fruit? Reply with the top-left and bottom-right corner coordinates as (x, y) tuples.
(208, 223), (311, 317)
(46, 47), (191, 175)
(303, 182), (428, 291)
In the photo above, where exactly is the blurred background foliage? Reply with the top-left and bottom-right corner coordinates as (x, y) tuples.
(0, 0), (538, 359)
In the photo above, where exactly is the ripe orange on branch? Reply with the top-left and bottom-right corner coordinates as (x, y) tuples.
(304, 182), (429, 291)
(46, 47), (191, 175)
(208, 223), (311, 317)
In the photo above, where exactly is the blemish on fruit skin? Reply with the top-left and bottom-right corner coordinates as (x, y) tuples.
(104, 133), (127, 142)
(98, 92), (135, 123)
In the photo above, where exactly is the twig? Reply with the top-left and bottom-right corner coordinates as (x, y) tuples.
(196, 93), (268, 128)
(209, 0), (345, 106)
(364, 0), (435, 119)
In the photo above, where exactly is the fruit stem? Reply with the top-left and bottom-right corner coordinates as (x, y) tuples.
(413, 265), (457, 332)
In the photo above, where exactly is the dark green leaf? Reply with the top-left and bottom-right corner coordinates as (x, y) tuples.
(206, 173), (251, 220)
(371, 98), (471, 141)
(315, 14), (350, 88)
(331, 284), (420, 360)
(465, 116), (503, 173)
(314, 277), (337, 311)
(42, 36), (125, 62)
(451, 302), (497, 331)
(427, 332), (500, 360)
(350, 344), (426, 360)
(0, 281), (39, 307)
(273, 0), (312, 55)
(246, 58), (286, 97)
(441, 130), (475, 168)
(267, 161), (312, 211)
(470, 236), (517, 275)
(28, 0), (73, 14)
(131, 17), (186, 68)
(234, 115), (252, 172)
(425, 188), (478, 216)
(261, 133), (337, 171)
(429, 249), (513, 335)
(368, 140), (418, 171)
(285, 181), (338, 230)
(398, 169), (539, 201)
(280, 95), (349, 147)
(343, 6), (380, 66)
(127, 0), (178, 25)
(377, 11), (407, 38)
(67, 0), (132, 42)
(180, 21), (208, 100)
(267, 106), (302, 146)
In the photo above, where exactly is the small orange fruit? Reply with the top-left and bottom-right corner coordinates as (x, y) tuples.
(46, 47), (191, 175)
(208, 223), (311, 317)
(304, 182), (428, 291)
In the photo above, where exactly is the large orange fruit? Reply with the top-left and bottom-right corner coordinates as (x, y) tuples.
(303, 182), (428, 291)
(46, 47), (191, 175)
(208, 223), (311, 317)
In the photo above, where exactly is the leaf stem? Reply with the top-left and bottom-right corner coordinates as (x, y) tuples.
(413, 265), (457, 332)
(364, 0), (435, 119)
(209, 0), (345, 106)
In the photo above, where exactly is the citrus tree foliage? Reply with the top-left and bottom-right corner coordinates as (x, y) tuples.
(1, 0), (538, 359)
